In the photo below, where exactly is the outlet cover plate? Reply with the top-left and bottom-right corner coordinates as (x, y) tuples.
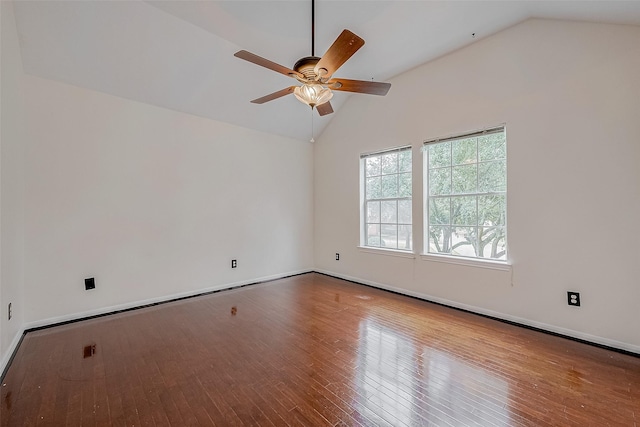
(567, 291), (580, 307)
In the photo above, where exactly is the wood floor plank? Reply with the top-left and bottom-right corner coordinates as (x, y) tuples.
(2, 273), (639, 426)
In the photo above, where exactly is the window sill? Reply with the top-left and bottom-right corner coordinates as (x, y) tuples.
(358, 246), (416, 259)
(420, 253), (511, 271)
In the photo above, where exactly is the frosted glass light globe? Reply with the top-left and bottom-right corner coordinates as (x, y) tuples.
(294, 83), (333, 108)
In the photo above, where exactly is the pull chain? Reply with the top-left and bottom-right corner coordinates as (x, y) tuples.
(310, 108), (315, 143)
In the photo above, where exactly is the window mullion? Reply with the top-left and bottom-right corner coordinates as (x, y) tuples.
(449, 142), (453, 252)
(476, 137), (479, 256)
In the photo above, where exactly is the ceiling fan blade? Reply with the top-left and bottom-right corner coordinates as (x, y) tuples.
(235, 50), (304, 79)
(251, 87), (296, 104)
(316, 101), (334, 116)
(314, 30), (365, 80)
(328, 78), (391, 96)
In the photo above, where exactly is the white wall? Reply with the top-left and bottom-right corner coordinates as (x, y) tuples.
(314, 19), (640, 352)
(21, 75), (314, 327)
(1, 1), (26, 369)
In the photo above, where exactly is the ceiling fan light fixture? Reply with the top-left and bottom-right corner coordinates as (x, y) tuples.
(294, 83), (333, 108)
(234, 0), (390, 117)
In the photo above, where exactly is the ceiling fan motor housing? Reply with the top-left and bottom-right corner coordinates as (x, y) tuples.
(293, 56), (326, 82)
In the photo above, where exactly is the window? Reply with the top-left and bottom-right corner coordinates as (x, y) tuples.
(361, 147), (412, 251)
(424, 127), (507, 260)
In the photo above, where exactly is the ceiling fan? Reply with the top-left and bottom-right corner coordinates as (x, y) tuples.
(234, 0), (391, 116)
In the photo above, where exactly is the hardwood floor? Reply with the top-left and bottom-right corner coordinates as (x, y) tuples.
(2, 273), (639, 426)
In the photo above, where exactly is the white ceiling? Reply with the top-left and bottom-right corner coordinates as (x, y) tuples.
(12, 1), (640, 142)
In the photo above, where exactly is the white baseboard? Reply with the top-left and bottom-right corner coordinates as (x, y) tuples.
(315, 269), (640, 355)
(12, 268), (639, 364)
(24, 269), (312, 331)
(1, 327), (25, 379)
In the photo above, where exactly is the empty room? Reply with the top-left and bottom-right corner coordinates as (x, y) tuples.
(1, 1), (639, 425)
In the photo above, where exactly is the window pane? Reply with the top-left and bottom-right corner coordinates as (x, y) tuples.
(478, 195), (506, 226)
(452, 164), (477, 194)
(381, 175), (398, 198)
(428, 226), (451, 254)
(428, 142), (450, 168)
(398, 172), (412, 197)
(398, 225), (412, 250)
(381, 224), (398, 249)
(366, 177), (381, 199)
(398, 150), (412, 172)
(381, 153), (398, 174)
(451, 196), (477, 226)
(479, 227), (506, 260)
(478, 160), (506, 192)
(362, 146), (412, 252)
(478, 132), (506, 161)
(429, 197), (450, 225)
(381, 200), (397, 223)
(367, 201), (380, 223)
(451, 226), (477, 257)
(429, 168), (450, 196)
(367, 224), (382, 247)
(452, 137), (477, 165)
(366, 156), (381, 177)
(398, 200), (412, 224)
(425, 129), (506, 260)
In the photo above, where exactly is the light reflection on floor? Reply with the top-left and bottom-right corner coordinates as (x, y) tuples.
(355, 318), (513, 426)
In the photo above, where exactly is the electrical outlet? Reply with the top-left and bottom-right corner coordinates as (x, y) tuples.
(85, 277), (95, 290)
(83, 343), (96, 358)
(231, 259), (237, 269)
(567, 291), (580, 307)
(8, 303), (12, 321)
(336, 253), (340, 261)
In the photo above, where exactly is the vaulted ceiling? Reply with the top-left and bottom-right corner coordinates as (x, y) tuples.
(12, 1), (640, 141)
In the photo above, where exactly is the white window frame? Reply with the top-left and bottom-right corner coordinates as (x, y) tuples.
(423, 126), (508, 263)
(360, 146), (413, 252)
